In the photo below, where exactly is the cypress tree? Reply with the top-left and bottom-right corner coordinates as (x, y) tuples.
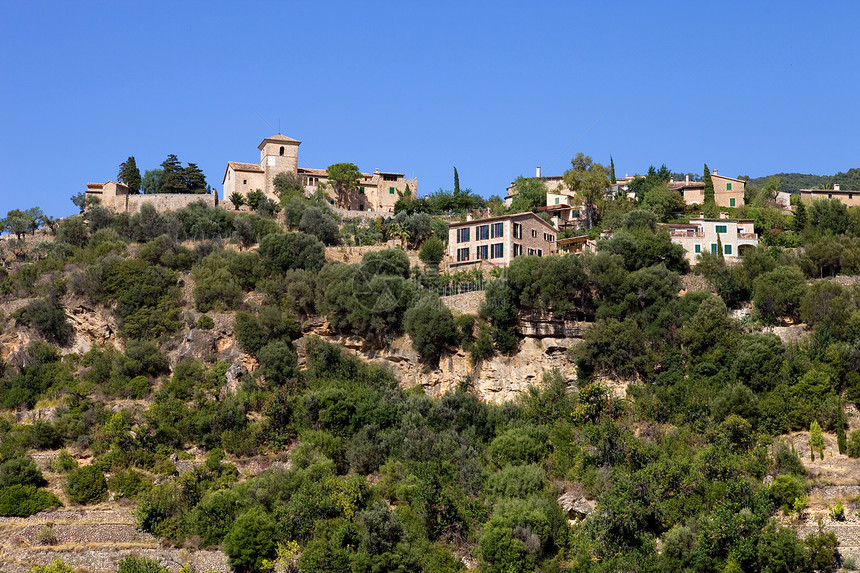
(454, 167), (460, 196)
(609, 156), (617, 185)
(118, 156), (142, 194)
(703, 163), (718, 218)
(793, 199), (807, 232)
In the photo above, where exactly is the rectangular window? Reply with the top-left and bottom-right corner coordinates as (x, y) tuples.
(715, 225), (727, 234)
(544, 233), (555, 242)
(491, 243), (504, 259)
(851, 194), (854, 199)
(456, 228), (470, 243)
(555, 197), (560, 205)
(513, 243), (522, 256)
(537, 249), (543, 257)
(243, 179), (247, 185)
(726, 183), (732, 191)
(477, 245), (488, 259)
(729, 198), (736, 207)
(456, 247), (470, 262)
(383, 174), (398, 181)
(829, 193), (833, 198)
(711, 243), (718, 254)
(389, 187), (395, 194)
(531, 229), (537, 238)
(491, 223), (504, 238)
(695, 244), (701, 254)
(359, 187), (365, 194)
(359, 204), (364, 211)
(476, 225), (490, 240)
(513, 223), (522, 239)
(724, 244), (733, 255)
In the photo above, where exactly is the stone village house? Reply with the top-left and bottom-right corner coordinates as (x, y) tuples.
(222, 134), (417, 213)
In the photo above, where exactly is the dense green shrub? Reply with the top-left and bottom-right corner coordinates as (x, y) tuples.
(65, 465), (108, 504)
(223, 509), (278, 573)
(752, 266), (807, 324)
(259, 232), (326, 274)
(403, 293), (458, 364)
(0, 485), (61, 516)
(108, 469), (153, 499)
(13, 297), (73, 345)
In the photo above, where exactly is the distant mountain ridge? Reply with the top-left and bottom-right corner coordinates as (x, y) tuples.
(747, 168), (860, 194)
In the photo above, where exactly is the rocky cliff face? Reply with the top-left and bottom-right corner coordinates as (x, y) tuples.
(296, 317), (579, 403)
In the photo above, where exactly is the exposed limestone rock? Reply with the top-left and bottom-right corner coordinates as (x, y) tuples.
(0, 328), (32, 368)
(297, 323), (579, 404)
(221, 362), (247, 397)
(558, 485), (596, 520)
(65, 304), (120, 355)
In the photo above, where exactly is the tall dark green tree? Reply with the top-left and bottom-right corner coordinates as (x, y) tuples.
(609, 155), (617, 185)
(118, 157), (142, 193)
(160, 155), (185, 194)
(183, 163), (208, 194)
(454, 167), (460, 195)
(793, 198), (807, 232)
(703, 163), (718, 217)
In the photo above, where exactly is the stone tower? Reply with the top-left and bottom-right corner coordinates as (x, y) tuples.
(258, 134), (301, 197)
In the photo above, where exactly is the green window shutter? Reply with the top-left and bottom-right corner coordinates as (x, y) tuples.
(555, 197), (559, 204)
(695, 244), (701, 253)
(724, 244), (732, 255)
(359, 187), (365, 194)
(729, 198), (735, 207)
(711, 243), (718, 254)
(715, 225), (727, 234)
(389, 187), (395, 194)
(726, 183), (732, 191)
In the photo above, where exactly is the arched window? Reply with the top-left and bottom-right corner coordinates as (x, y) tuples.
(279, 146), (284, 156)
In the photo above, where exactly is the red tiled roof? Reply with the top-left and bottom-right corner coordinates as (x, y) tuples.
(227, 162), (263, 173)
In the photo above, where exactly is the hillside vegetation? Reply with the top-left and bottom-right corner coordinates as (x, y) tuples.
(6, 179), (860, 572)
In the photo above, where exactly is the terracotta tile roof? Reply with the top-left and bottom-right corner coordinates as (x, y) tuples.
(227, 162), (263, 173)
(258, 134), (301, 149)
(297, 168), (328, 176)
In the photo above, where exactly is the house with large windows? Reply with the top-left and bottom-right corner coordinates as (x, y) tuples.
(447, 212), (558, 269)
(662, 218), (758, 262)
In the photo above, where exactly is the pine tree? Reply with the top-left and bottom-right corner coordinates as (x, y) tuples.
(118, 157), (141, 194)
(160, 155), (185, 194)
(609, 156), (617, 185)
(454, 167), (460, 196)
(703, 163), (718, 217)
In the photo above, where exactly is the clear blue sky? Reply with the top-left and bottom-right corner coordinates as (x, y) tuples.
(2, 1), (859, 217)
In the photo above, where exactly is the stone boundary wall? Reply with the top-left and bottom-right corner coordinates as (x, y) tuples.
(441, 291), (485, 315)
(331, 206), (389, 220)
(124, 193), (217, 214)
(324, 244), (421, 267)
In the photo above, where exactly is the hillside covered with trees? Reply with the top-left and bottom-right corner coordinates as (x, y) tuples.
(5, 161), (860, 572)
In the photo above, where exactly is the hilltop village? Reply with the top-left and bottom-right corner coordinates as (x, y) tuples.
(5, 136), (860, 572)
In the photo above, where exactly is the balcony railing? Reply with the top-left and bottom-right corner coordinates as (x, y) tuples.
(738, 232), (758, 239)
(669, 230), (705, 237)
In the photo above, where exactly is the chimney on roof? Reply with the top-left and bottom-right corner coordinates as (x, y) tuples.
(713, 169), (718, 175)
(686, 174), (689, 183)
(536, 166), (542, 178)
(835, 184), (841, 191)
(466, 214), (473, 222)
